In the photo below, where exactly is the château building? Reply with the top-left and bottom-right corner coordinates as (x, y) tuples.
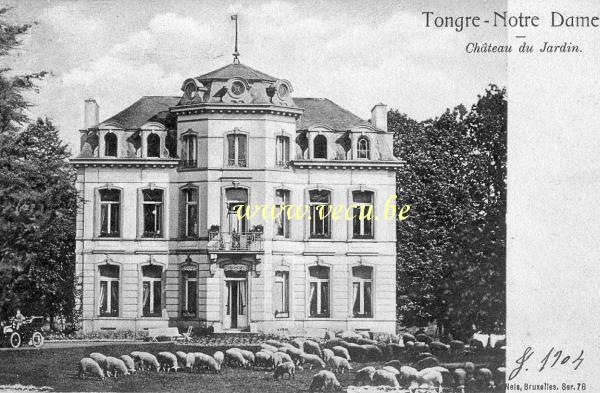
(72, 56), (401, 335)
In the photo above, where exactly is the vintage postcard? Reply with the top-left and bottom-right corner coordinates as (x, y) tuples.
(0, 0), (595, 392)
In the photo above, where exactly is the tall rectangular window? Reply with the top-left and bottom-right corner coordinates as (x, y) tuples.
(181, 134), (197, 168)
(352, 266), (373, 317)
(352, 191), (374, 239)
(99, 189), (120, 237)
(309, 190), (331, 239)
(142, 189), (164, 238)
(309, 266), (330, 317)
(227, 134), (247, 167)
(181, 188), (198, 238)
(275, 136), (290, 167)
(273, 271), (289, 317)
(275, 189), (290, 238)
(98, 265), (119, 317)
(142, 265), (162, 317)
(181, 265), (198, 317)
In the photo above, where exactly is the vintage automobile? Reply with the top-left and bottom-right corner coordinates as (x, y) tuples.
(1, 316), (45, 348)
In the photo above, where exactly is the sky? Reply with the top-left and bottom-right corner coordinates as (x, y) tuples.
(5, 0), (507, 152)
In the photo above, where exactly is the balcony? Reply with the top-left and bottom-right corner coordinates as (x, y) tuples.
(207, 231), (264, 253)
(179, 159), (197, 169)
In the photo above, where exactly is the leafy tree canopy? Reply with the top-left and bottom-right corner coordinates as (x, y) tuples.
(0, 9), (77, 326)
(393, 85), (506, 340)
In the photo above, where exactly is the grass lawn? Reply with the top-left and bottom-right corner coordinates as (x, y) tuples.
(0, 342), (505, 392)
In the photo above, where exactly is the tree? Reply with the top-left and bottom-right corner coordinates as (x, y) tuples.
(393, 85), (506, 339)
(0, 9), (76, 326)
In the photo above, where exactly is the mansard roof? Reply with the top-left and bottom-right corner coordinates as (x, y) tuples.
(294, 98), (371, 131)
(195, 63), (277, 82)
(100, 96), (180, 129)
(98, 95), (380, 135)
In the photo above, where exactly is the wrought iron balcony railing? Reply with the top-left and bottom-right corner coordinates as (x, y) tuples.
(179, 159), (197, 169)
(207, 231), (263, 252)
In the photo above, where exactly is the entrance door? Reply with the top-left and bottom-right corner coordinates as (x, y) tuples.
(224, 271), (247, 329)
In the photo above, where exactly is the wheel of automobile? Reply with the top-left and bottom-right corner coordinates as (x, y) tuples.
(31, 331), (44, 348)
(9, 332), (21, 348)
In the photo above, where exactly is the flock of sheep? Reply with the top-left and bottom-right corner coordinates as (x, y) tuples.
(77, 329), (506, 392)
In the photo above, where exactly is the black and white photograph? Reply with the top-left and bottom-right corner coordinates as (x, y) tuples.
(1, 0), (598, 392)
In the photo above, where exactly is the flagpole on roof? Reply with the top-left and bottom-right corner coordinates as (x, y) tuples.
(231, 14), (240, 64)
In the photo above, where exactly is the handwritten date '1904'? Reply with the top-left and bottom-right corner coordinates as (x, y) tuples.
(509, 347), (584, 381)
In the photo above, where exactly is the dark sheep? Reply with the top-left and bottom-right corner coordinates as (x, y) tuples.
(415, 333), (433, 345)
(323, 338), (344, 349)
(387, 342), (404, 360)
(361, 344), (383, 361)
(384, 360), (403, 370)
(416, 352), (435, 362)
(413, 356), (440, 371)
(353, 366), (375, 386)
(273, 361), (295, 380)
(430, 341), (450, 359)
(357, 337), (377, 345)
(304, 340), (323, 358)
(402, 333), (416, 345)
(308, 370), (342, 392)
(450, 340), (466, 356)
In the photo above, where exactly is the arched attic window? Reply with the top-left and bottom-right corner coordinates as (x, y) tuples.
(147, 133), (161, 158)
(357, 136), (370, 159)
(313, 135), (327, 159)
(104, 132), (118, 157)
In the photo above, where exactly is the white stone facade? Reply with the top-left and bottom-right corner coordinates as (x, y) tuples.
(73, 63), (400, 335)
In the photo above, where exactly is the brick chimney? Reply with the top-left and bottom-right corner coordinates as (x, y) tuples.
(84, 98), (99, 129)
(371, 103), (388, 132)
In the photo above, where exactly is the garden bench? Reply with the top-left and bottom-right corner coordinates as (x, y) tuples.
(146, 327), (182, 342)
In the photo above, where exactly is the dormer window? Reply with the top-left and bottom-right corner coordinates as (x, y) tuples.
(313, 135), (327, 159)
(147, 133), (160, 158)
(230, 81), (245, 96)
(357, 136), (370, 159)
(104, 132), (118, 157)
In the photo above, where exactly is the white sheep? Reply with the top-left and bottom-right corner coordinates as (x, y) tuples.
(273, 361), (295, 380)
(238, 349), (255, 364)
(309, 369), (342, 392)
(175, 351), (189, 370)
(331, 346), (351, 361)
(327, 356), (351, 374)
(291, 337), (305, 349)
(322, 348), (334, 362)
(106, 356), (130, 377)
(194, 352), (220, 373)
(119, 355), (136, 373)
(225, 348), (248, 368)
(135, 352), (160, 371)
(381, 365), (399, 375)
(186, 353), (196, 371)
(78, 357), (104, 380)
(412, 368), (443, 393)
(265, 339), (284, 347)
(373, 369), (400, 388)
(157, 352), (179, 372)
(89, 352), (108, 373)
(398, 365), (419, 387)
(213, 351), (224, 369)
(260, 343), (279, 353)
(300, 353), (326, 370)
(255, 351), (272, 368)
(280, 346), (303, 364)
(353, 366), (376, 386)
